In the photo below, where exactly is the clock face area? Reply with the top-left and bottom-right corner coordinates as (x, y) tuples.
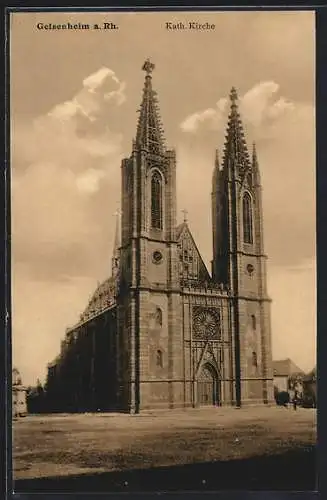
(152, 250), (163, 264)
(192, 307), (220, 340)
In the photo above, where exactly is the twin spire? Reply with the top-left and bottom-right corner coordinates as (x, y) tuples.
(135, 60), (258, 174)
(135, 59), (166, 155)
(221, 86), (251, 174)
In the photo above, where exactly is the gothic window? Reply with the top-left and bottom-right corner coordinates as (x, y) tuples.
(155, 307), (162, 327)
(251, 314), (256, 330)
(151, 171), (163, 229)
(156, 349), (163, 368)
(252, 351), (258, 368)
(243, 192), (253, 244)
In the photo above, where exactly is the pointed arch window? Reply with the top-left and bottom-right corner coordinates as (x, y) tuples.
(243, 192), (253, 244)
(155, 307), (162, 327)
(251, 314), (256, 331)
(156, 349), (163, 368)
(151, 171), (163, 229)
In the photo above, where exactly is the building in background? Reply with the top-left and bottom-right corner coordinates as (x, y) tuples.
(45, 60), (274, 413)
(302, 367), (317, 408)
(12, 368), (27, 417)
(273, 358), (304, 394)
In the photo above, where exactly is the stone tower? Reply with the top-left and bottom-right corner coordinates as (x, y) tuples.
(211, 88), (274, 405)
(116, 60), (183, 412)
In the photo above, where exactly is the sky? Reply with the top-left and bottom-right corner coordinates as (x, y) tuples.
(10, 10), (316, 386)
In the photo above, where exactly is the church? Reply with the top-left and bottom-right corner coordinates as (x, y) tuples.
(45, 59), (274, 413)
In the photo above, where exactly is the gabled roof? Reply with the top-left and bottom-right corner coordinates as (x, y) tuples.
(176, 222), (186, 240)
(176, 222), (211, 281)
(273, 358), (305, 377)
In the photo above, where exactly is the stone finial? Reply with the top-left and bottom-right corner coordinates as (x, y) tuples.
(230, 86), (238, 103)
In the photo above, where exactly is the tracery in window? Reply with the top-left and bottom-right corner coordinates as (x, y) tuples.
(243, 192), (253, 244)
(151, 171), (163, 229)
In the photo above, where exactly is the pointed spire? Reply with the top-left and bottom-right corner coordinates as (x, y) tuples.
(222, 86), (250, 174)
(252, 142), (258, 167)
(111, 209), (121, 278)
(252, 142), (261, 185)
(212, 149), (220, 187)
(215, 148), (220, 170)
(135, 59), (165, 155)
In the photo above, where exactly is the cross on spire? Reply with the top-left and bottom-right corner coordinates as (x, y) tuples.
(181, 209), (188, 223)
(142, 58), (155, 75)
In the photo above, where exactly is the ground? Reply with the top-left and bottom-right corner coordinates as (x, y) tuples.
(13, 406), (316, 492)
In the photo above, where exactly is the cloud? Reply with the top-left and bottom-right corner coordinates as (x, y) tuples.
(241, 81), (295, 127)
(180, 81), (298, 135)
(12, 67), (127, 384)
(48, 66), (126, 122)
(12, 67), (126, 284)
(76, 168), (106, 194)
(180, 98), (227, 133)
(177, 81), (315, 270)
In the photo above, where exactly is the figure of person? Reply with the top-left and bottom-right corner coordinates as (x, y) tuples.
(293, 389), (298, 411)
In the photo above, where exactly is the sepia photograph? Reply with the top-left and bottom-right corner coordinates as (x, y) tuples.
(10, 9), (316, 493)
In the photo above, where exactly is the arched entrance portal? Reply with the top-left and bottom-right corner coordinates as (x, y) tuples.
(197, 363), (219, 406)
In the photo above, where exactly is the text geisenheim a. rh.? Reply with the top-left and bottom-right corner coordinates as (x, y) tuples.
(36, 22), (118, 30)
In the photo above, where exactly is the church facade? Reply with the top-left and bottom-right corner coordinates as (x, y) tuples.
(45, 60), (274, 413)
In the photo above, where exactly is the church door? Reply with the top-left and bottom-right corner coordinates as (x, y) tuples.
(197, 363), (219, 406)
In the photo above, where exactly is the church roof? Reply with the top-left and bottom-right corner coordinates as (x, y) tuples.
(79, 276), (116, 323)
(273, 358), (305, 377)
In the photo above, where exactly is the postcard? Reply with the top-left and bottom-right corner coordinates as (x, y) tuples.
(10, 9), (316, 493)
